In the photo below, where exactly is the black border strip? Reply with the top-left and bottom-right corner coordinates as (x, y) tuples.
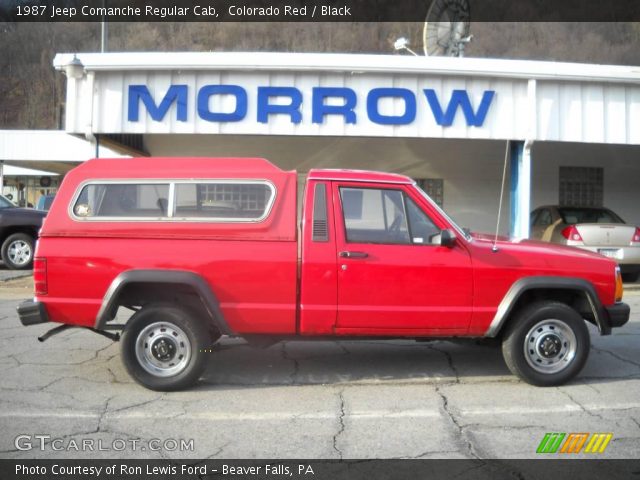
(2, 0), (640, 22)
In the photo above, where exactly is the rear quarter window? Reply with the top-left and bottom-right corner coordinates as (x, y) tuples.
(174, 182), (274, 220)
(71, 180), (275, 222)
(73, 183), (170, 218)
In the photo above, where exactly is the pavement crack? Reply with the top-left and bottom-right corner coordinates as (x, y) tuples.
(409, 449), (461, 459)
(435, 385), (480, 459)
(429, 343), (460, 383)
(109, 396), (163, 414)
(332, 389), (346, 460)
(558, 388), (605, 420)
(584, 382), (601, 394)
(206, 443), (229, 459)
(9, 354), (23, 366)
(281, 343), (299, 384)
(95, 396), (113, 433)
(334, 341), (351, 355)
(0, 447), (21, 454)
(459, 423), (540, 431)
(591, 346), (640, 369)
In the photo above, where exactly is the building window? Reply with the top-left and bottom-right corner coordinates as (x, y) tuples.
(559, 167), (603, 207)
(415, 178), (444, 207)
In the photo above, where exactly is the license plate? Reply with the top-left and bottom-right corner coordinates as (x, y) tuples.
(598, 248), (623, 260)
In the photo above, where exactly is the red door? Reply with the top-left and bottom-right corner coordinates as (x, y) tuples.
(333, 182), (473, 334)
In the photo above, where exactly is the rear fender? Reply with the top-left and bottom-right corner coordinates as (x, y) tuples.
(95, 270), (232, 335)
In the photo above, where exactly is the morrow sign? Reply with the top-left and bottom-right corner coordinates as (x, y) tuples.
(128, 85), (496, 127)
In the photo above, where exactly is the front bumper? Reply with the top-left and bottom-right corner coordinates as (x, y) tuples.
(17, 300), (49, 326)
(604, 302), (630, 329)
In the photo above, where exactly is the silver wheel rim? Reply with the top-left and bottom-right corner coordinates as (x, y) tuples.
(135, 322), (192, 377)
(524, 319), (577, 374)
(7, 239), (32, 266)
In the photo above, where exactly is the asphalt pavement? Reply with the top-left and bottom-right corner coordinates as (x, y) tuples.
(0, 276), (638, 460)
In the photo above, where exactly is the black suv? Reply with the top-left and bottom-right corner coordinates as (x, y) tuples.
(0, 195), (46, 270)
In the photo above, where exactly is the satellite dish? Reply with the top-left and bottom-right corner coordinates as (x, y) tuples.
(423, 0), (471, 57)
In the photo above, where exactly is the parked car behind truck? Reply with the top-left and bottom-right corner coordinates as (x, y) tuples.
(0, 194), (46, 270)
(530, 205), (640, 282)
(18, 158), (630, 390)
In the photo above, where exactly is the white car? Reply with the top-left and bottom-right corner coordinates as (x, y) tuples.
(530, 205), (640, 282)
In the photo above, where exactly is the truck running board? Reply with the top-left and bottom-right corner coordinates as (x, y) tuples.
(38, 325), (121, 343)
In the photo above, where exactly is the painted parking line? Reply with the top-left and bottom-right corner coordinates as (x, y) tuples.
(1, 402), (639, 421)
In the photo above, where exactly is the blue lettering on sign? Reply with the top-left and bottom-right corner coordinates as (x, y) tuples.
(367, 88), (416, 125)
(128, 85), (188, 122)
(128, 84), (495, 128)
(312, 87), (357, 124)
(424, 89), (495, 127)
(257, 87), (303, 124)
(197, 85), (247, 122)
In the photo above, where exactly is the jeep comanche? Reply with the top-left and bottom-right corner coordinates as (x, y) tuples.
(17, 157), (630, 390)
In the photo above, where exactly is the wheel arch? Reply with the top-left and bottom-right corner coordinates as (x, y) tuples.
(95, 269), (232, 336)
(1, 226), (39, 242)
(485, 276), (609, 338)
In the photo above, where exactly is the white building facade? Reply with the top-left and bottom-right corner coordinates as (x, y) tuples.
(53, 52), (640, 236)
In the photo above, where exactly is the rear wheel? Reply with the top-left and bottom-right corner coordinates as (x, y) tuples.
(121, 305), (209, 391)
(501, 301), (590, 386)
(1, 233), (35, 270)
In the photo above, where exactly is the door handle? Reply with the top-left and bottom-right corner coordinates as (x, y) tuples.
(339, 251), (369, 259)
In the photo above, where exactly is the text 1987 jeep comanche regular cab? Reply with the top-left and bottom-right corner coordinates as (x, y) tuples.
(18, 157), (630, 390)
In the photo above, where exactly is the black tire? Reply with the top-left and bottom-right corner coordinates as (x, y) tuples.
(621, 271), (639, 283)
(1, 233), (35, 270)
(501, 301), (590, 386)
(121, 305), (209, 391)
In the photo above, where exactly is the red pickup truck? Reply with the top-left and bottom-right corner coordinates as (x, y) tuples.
(18, 157), (630, 390)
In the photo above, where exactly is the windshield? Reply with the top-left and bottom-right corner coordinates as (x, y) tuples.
(0, 195), (15, 209)
(558, 207), (624, 225)
(413, 183), (471, 241)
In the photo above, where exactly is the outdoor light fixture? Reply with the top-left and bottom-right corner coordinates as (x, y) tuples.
(65, 55), (84, 79)
(394, 37), (419, 56)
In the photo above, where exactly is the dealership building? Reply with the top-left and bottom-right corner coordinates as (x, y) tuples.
(6, 51), (640, 237)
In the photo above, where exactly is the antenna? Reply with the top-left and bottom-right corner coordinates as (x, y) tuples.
(423, 0), (472, 57)
(492, 140), (510, 253)
(394, 38), (419, 57)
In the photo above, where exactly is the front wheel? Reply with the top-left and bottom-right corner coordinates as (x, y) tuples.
(501, 301), (590, 386)
(121, 305), (209, 391)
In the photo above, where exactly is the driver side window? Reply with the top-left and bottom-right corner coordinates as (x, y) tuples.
(340, 187), (440, 245)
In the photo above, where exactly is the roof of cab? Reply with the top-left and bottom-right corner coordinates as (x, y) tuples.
(71, 157), (292, 179)
(308, 169), (413, 184)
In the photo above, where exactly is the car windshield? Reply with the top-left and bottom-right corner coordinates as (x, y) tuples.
(0, 195), (15, 209)
(558, 207), (624, 225)
(414, 183), (471, 241)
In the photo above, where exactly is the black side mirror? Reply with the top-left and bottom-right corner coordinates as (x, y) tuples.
(440, 229), (457, 248)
